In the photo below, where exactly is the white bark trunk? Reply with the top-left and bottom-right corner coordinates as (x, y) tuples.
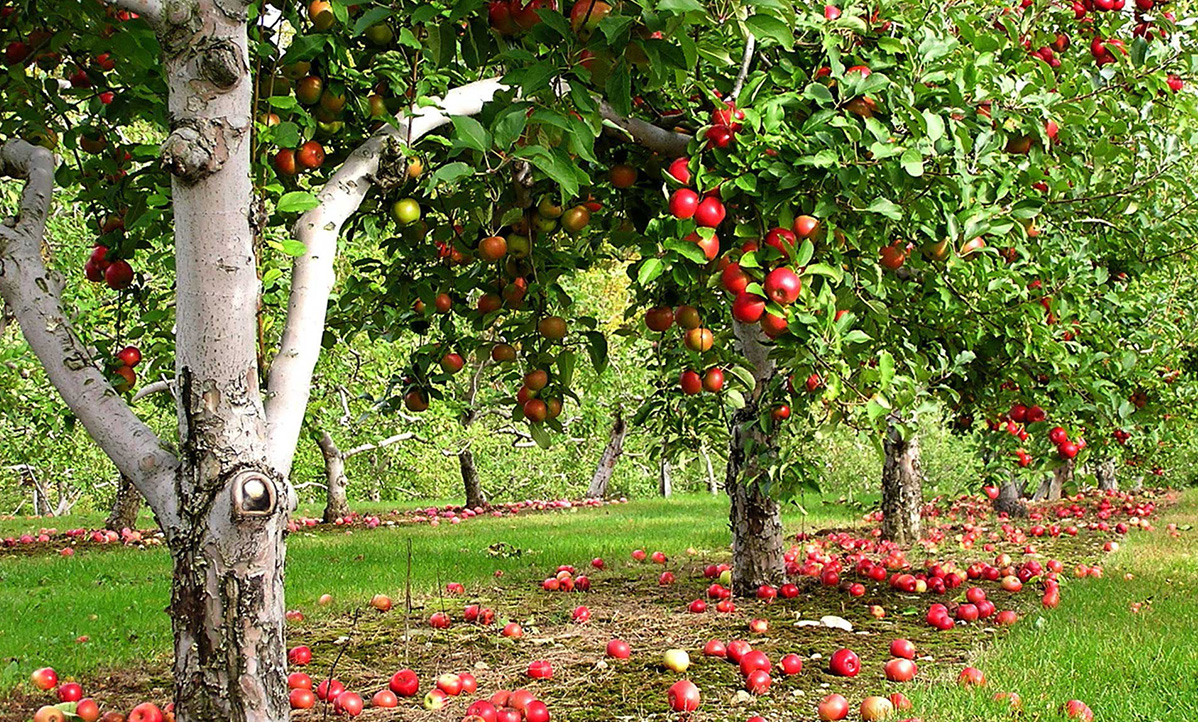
(658, 441), (672, 498)
(587, 411), (627, 498)
(317, 431), (350, 522)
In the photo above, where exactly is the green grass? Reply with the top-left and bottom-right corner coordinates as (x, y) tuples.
(911, 489), (1198, 721)
(0, 493), (853, 690)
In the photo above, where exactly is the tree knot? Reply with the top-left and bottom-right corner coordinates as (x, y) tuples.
(160, 117), (239, 184)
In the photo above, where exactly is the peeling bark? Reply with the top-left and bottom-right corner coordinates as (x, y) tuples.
(317, 431), (350, 523)
(701, 443), (719, 494)
(725, 320), (784, 595)
(880, 423), (923, 545)
(1096, 457), (1118, 491)
(587, 411), (627, 499)
(106, 474), (143, 531)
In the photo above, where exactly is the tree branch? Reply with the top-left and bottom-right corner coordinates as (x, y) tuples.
(345, 432), (428, 458)
(599, 102), (692, 157)
(264, 78), (509, 476)
(730, 34), (757, 101)
(131, 378), (175, 402)
(0, 140), (179, 526)
(99, 0), (164, 25)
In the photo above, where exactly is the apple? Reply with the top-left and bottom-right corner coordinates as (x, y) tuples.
(388, 669), (418, 697)
(702, 368), (725, 392)
(667, 680), (700, 712)
(748, 618), (769, 633)
(733, 293), (767, 323)
(289, 673), (313, 690)
(684, 327), (714, 353)
(117, 346), (142, 367)
(31, 668), (58, 691)
(779, 653), (803, 675)
(318, 593), (333, 605)
(288, 645), (312, 665)
(435, 673), (463, 696)
(669, 188), (699, 219)
(662, 648), (690, 673)
(296, 140), (325, 170)
(57, 682), (83, 702)
(527, 660), (553, 679)
(572, 605), (591, 622)
(958, 667), (986, 686)
(818, 694), (850, 721)
(860, 696), (894, 722)
(289, 689), (316, 710)
(651, 550), (667, 564)
(645, 306), (675, 332)
(128, 704), (162, 722)
(632, 549), (646, 561)
(703, 639), (727, 657)
(694, 197), (726, 227)
(721, 263), (750, 294)
(502, 622), (524, 638)
(429, 611), (451, 628)
(316, 679), (345, 701)
(994, 692), (1023, 709)
(780, 583), (800, 598)
(764, 227), (796, 255)
(371, 594), (392, 611)
(829, 648), (860, 677)
(76, 699), (101, 722)
(745, 669), (771, 695)
(460, 672), (478, 695)
(739, 649), (771, 676)
(680, 370), (703, 395)
(890, 638), (915, 659)
(606, 639), (631, 659)
(423, 689), (449, 711)
(569, 0), (611, 33)
(334, 692), (363, 716)
(105, 259), (134, 290)
(793, 214), (821, 239)
(666, 157), (691, 184)
(1064, 700), (1093, 721)
(591, 557), (605, 569)
(764, 267), (802, 304)
(885, 658), (918, 682)
(996, 610), (1018, 625)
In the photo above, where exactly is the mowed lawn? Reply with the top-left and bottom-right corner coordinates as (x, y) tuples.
(912, 489), (1198, 721)
(0, 493), (855, 690)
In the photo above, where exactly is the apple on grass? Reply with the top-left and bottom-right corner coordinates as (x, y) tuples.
(667, 680), (700, 712)
(662, 649), (690, 673)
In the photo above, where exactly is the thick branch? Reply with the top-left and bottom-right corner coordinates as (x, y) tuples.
(0, 140), (178, 525)
(345, 432), (427, 458)
(264, 78), (509, 475)
(599, 102), (692, 157)
(132, 378), (175, 402)
(100, 0), (164, 26)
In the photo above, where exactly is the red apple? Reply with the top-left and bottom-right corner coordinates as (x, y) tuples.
(829, 648), (860, 677)
(818, 694), (850, 721)
(764, 267), (802, 305)
(667, 680), (700, 712)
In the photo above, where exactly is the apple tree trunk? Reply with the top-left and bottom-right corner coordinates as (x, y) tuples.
(658, 441), (673, 498)
(460, 447), (486, 508)
(1096, 457), (1118, 491)
(105, 474), (143, 531)
(318, 431), (351, 523)
(587, 411), (627, 499)
(725, 320), (784, 595)
(880, 424), (923, 545)
(993, 474), (1027, 517)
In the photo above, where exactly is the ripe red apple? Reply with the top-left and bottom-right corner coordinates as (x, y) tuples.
(958, 667), (986, 686)
(371, 689), (398, 708)
(117, 346), (142, 367)
(680, 369), (703, 395)
(75, 699), (101, 722)
(572, 605), (591, 622)
(890, 638), (915, 659)
(694, 197), (726, 227)
(702, 367), (725, 392)
(669, 188), (699, 219)
(105, 259), (134, 290)
(651, 550), (667, 564)
(764, 267), (802, 305)
(288, 645), (312, 665)
(884, 658), (918, 682)
(290, 688), (316, 710)
(733, 293), (767, 323)
(127, 704), (162, 722)
(721, 262), (750, 294)
(34, 708), (67, 722)
(31, 668), (58, 691)
(288, 673), (312, 690)
(667, 680), (700, 712)
(688, 599), (708, 613)
(818, 694), (850, 721)
(764, 227), (796, 255)
(666, 157), (691, 184)
(1064, 700), (1094, 721)
(334, 692), (363, 716)
(739, 649), (771, 677)
(606, 639), (631, 659)
(780, 653), (803, 675)
(745, 669), (771, 695)
(527, 660), (553, 679)
(829, 648), (860, 677)
(429, 611), (451, 628)
(57, 682), (83, 702)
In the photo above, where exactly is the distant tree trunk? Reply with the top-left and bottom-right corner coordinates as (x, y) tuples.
(1096, 457), (1118, 491)
(993, 474), (1027, 517)
(658, 444), (672, 497)
(317, 431), (350, 523)
(725, 320), (784, 596)
(460, 446), (485, 508)
(587, 411), (627, 499)
(105, 474), (143, 530)
(1033, 461), (1071, 501)
(700, 443), (719, 494)
(880, 422), (923, 545)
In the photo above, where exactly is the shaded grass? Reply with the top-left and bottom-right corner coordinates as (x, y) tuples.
(911, 489), (1198, 721)
(0, 494), (852, 692)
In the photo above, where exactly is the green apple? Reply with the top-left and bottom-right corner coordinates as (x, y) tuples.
(663, 649), (690, 673)
(392, 198), (421, 225)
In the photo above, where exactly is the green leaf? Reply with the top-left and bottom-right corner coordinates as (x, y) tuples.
(557, 349), (577, 386)
(272, 122), (301, 149)
(923, 110), (945, 142)
(529, 423), (552, 449)
(351, 7), (391, 35)
(451, 116), (491, 153)
(879, 350), (895, 389)
(901, 147), (924, 177)
(424, 23), (456, 67)
(277, 191), (320, 214)
(724, 388), (746, 411)
(638, 257), (664, 285)
(516, 146), (584, 199)
(865, 197), (903, 220)
(282, 35), (327, 62)
(746, 14), (793, 48)
(492, 106), (529, 148)
(801, 263), (843, 283)
(604, 60), (633, 119)
(803, 83), (835, 105)
(427, 161), (474, 186)
(658, 0), (704, 12)
(585, 331), (609, 373)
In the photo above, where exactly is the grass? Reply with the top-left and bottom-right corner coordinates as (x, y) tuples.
(911, 489), (1198, 721)
(4, 489), (1195, 722)
(0, 493), (854, 691)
